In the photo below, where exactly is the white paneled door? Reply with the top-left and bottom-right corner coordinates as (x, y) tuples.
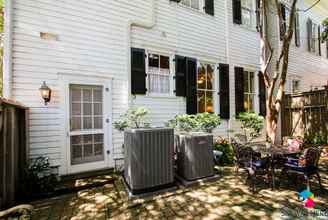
(62, 76), (113, 174)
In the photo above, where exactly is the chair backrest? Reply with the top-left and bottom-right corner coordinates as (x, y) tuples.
(304, 147), (321, 168)
(235, 145), (254, 163)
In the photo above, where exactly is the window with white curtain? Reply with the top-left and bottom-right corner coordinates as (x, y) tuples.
(147, 53), (171, 94)
(241, 0), (253, 27)
(70, 85), (104, 165)
(181, 0), (200, 10)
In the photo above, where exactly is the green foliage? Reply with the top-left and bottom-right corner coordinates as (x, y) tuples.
(168, 112), (221, 133)
(237, 112), (264, 142)
(322, 18), (328, 42)
(23, 156), (58, 195)
(304, 133), (327, 145)
(214, 137), (235, 166)
(114, 107), (150, 131)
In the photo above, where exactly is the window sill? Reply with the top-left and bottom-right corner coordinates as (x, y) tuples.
(144, 94), (181, 99)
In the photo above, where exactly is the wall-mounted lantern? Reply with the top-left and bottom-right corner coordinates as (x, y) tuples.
(39, 81), (52, 105)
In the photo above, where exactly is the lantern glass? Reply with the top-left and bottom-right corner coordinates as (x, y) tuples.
(39, 81), (51, 105)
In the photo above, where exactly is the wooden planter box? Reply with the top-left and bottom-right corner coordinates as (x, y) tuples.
(175, 133), (214, 181)
(124, 128), (174, 195)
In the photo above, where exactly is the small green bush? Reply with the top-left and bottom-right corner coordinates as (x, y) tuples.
(114, 107), (150, 131)
(237, 112), (264, 142)
(304, 133), (327, 145)
(213, 137), (235, 166)
(168, 112), (221, 133)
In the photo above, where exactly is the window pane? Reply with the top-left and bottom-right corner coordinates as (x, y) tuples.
(207, 64), (214, 90)
(244, 71), (249, 93)
(198, 64), (206, 89)
(83, 117), (92, 129)
(190, 0), (199, 9)
(181, 0), (190, 7)
(242, 9), (251, 27)
(83, 103), (92, 116)
(71, 89), (81, 102)
(72, 103), (81, 116)
(93, 89), (102, 102)
(241, 0), (252, 9)
(94, 103), (102, 116)
(249, 72), (254, 93)
(149, 54), (159, 67)
(94, 117), (103, 129)
(71, 117), (81, 130)
(83, 89), (92, 102)
(206, 91), (214, 113)
(198, 91), (206, 113)
(160, 56), (170, 69)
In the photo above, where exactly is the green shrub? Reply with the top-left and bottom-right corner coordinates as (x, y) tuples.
(304, 133), (327, 145)
(114, 107), (150, 131)
(214, 137), (235, 166)
(237, 112), (264, 142)
(168, 112), (221, 133)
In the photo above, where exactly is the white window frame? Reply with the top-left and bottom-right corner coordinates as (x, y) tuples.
(241, 0), (255, 29)
(59, 73), (113, 175)
(292, 79), (301, 94)
(180, 0), (205, 13)
(243, 70), (256, 113)
(196, 62), (218, 113)
(145, 50), (174, 97)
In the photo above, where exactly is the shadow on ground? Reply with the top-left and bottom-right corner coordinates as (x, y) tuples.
(30, 159), (328, 220)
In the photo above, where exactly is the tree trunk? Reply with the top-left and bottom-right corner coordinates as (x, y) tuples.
(266, 108), (278, 144)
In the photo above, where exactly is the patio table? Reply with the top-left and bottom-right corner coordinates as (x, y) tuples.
(251, 144), (301, 189)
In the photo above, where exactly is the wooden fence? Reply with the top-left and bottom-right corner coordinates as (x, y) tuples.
(0, 98), (28, 209)
(281, 88), (328, 139)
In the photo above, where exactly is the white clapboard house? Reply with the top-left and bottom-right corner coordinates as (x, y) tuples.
(3, 0), (328, 175)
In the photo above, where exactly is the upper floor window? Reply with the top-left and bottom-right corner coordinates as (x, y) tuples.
(147, 53), (171, 95)
(197, 63), (215, 113)
(181, 0), (200, 10)
(241, 0), (253, 27)
(292, 80), (300, 94)
(243, 70), (255, 112)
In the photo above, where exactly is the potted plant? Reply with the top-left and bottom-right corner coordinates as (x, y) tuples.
(114, 107), (175, 195)
(168, 113), (221, 181)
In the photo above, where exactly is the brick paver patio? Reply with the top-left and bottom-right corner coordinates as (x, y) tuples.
(31, 160), (328, 220)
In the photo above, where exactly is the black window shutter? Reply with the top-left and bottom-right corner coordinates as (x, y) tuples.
(295, 12), (301, 47)
(219, 64), (230, 119)
(175, 55), (187, 97)
(280, 4), (286, 40)
(258, 72), (266, 116)
(318, 26), (322, 56)
(131, 48), (146, 95)
(234, 66), (245, 116)
(307, 19), (313, 52)
(232, 0), (242, 25)
(256, 0), (261, 32)
(186, 58), (197, 115)
(205, 0), (214, 16)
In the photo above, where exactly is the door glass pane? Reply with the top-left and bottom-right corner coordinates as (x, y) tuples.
(72, 103), (81, 116)
(72, 145), (82, 160)
(94, 144), (103, 156)
(83, 89), (92, 102)
(71, 117), (81, 130)
(83, 103), (92, 116)
(94, 103), (102, 116)
(71, 89), (81, 102)
(83, 117), (92, 129)
(84, 144), (93, 157)
(93, 89), (102, 102)
(94, 117), (103, 129)
(198, 91), (205, 113)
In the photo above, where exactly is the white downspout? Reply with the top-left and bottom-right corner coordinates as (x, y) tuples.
(126, 0), (157, 103)
(3, 0), (14, 98)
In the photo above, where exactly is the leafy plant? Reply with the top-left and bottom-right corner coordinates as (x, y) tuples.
(304, 133), (327, 145)
(168, 112), (221, 133)
(23, 156), (58, 196)
(237, 112), (264, 142)
(213, 137), (235, 166)
(322, 18), (328, 42)
(114, 107), (150, 131)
